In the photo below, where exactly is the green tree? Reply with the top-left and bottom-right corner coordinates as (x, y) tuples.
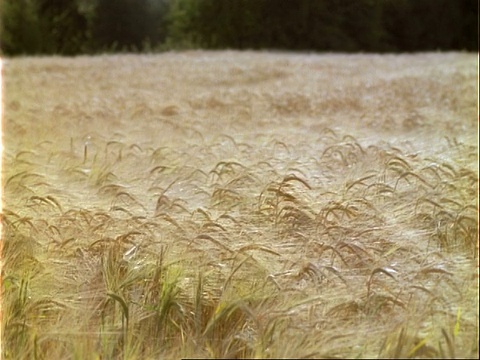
(147, 0), (171, 48)
(336, 0), (387, 51)
(92, 0), (156, 52)
(165, 0), (202, 48)
(162, 0), (388, 52)
(382, 0), (477, 51)
(36, 0), (88, 54)
(2, 0), (476, 55)
(0, 0), (45, 55)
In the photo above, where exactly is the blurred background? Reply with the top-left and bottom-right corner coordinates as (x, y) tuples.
(0, 0), (477, 56)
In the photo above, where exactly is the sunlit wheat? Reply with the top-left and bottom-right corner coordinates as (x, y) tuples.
(2, 51), (478, 359)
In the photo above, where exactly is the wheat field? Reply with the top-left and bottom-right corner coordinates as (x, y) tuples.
(1, 51), (478, 359)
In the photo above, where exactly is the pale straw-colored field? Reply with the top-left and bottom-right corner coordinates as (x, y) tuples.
(2, 51), (478, 359)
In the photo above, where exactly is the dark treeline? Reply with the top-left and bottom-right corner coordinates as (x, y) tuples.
(1, 0), (477, 56)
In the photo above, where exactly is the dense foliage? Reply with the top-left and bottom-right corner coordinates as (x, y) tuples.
(0, 0), (478, 55)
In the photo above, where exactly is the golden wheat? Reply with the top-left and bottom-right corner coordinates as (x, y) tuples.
(1, 51), (478, 359)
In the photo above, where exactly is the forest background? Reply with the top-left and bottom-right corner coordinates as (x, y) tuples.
(1, 0), (478, 56)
